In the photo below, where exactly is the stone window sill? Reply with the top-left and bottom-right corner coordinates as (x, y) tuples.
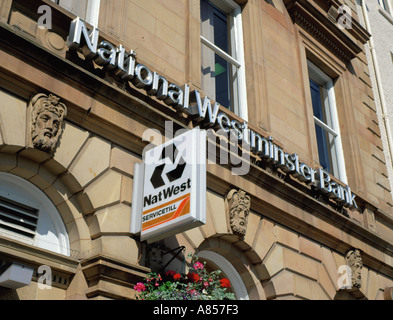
(379, 8), (393, 26)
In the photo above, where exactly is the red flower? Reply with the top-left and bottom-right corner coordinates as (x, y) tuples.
(166, 270), (176, 277)
(173, 273), (182, 280)
(187, 272), (200, 283)
(220, 278), (231, 288)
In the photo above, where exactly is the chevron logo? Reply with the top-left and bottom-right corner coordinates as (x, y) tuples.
(150, 143), (186, 189)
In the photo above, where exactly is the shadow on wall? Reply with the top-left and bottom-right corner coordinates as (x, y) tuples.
(0, 287), (20, 300)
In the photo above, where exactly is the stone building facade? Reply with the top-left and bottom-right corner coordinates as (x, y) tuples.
(356, 0), (393, 206)
(0, 0), (392, 300)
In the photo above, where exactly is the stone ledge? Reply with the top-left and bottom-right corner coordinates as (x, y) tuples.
(0, 235), (79, 279)
(81, 254), (150, 300)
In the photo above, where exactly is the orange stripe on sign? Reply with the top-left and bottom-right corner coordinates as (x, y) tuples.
(143, 193), (190, 215)
(142, 196), (191, 231)
(142, 209), (177, 230)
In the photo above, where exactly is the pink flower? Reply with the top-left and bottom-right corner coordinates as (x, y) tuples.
(189, 289), (197, 295)
(134, 282), (146, 292)
(193, 261), (204, 270)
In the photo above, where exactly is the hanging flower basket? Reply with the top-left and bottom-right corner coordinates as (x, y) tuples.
(135, 254), (236, 300)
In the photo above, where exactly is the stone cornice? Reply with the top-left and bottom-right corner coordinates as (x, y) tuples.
(283, 0), (370, 63)
(326, 0), (371, 44)
(0, 235), (79, 273)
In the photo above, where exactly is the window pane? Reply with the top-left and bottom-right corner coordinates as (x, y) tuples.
(310, 79), (334, 174)
(310, 79), (327, 124)
(212, 6), (231, 108)
(315, 124), (334, 173)
(213, 8), (229, 53)
(215, 54), (231, 109)
(201, 0), (233, 110)
(52, 0), (88, 19)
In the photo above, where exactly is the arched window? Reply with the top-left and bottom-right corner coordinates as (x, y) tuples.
(0, 173), (70, 256)
(198, 250), (249, 300)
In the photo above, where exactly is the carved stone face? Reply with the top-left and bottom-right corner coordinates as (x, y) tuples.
(346, 249), (363, 289)
(33, 110), (61, 152)
(31, 94), (66, 153)
(226, 189), (251, 238)
(351, 260), (363, 288)
(229, 203), (249, 236)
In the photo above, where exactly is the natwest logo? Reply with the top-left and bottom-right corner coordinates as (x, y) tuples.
(149, 144), (187, 189)
(143, 142), (191, 210)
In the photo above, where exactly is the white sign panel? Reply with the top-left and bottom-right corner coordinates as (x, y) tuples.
(131, 128), (206, 243)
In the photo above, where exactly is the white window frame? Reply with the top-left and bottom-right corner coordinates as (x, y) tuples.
(378, 0), (392, 13)
(308, 61), (348, 184)
(86, 0), (101, 27)
(198, 250), (249, 300)
(200, 0), (248, 121)
(52, 0), (100, 26)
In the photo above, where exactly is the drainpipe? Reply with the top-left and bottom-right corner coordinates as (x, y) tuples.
(360, 0), (393, 192)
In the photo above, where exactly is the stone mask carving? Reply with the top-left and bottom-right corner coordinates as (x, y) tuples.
(225, 188), (251, 238)
(30, 93), (67, 153)
(345, 249), (363, 289)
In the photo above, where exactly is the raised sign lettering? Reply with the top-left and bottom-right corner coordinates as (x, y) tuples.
(67, 17), (358, 210)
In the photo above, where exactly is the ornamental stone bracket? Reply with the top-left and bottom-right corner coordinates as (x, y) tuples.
(27, 93), (67, 154)
(345, 248), (363, 289)
(334, 248), (367, 300)
(224, 188), (251, 239)
(283, 0), (370, 63)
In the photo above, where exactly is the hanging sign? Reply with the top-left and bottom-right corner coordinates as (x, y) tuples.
(131, 128), (206, 243)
